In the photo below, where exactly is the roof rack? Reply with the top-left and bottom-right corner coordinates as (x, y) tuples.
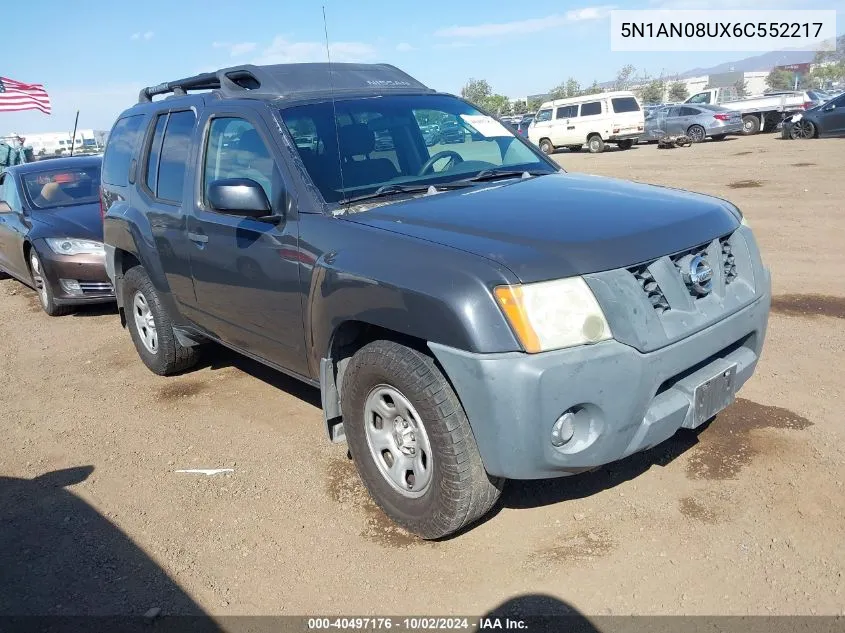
(138, 63), (433, 104)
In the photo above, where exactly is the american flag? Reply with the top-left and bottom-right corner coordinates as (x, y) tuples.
(0, 76), (52, 114)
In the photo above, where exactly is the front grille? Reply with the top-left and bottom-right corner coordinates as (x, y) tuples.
(630, 264), (669, 313)
(79, 282), (113, 295)
(721, 236), (737, 285)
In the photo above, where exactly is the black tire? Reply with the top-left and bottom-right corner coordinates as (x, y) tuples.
(792, 119), (816, 140)
(742, 115), (760, 135)
(711, 134), (727, 141)
(617, 139), (634, 150)
(341, 340), (503, 539)
(587, 135), (605, 153)
(687, 125), (706, 143)
(121, 265), (199, 376)
(567, 145), (583, 152)
(538, 138), (554, 155)
(28, 250), (72, 316)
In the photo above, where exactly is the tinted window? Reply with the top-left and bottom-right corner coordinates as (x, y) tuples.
(156, 111), (196, 204)
(0, 173), (22, 211)
(555, 105), (577, 119)
(102, 115), (145, 185)
(580, 101), (602, 116)
(204, 117), (279, 206)
(534, 109), (552, 122)
(145, 114), (167, 194)
(611, 97), (640, 113)
(680, 107), (700, 116)
(21, 164), (101, 210)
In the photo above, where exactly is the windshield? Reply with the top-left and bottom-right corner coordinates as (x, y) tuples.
(280, 94), (555, 204)
(22, 164), (101, 210)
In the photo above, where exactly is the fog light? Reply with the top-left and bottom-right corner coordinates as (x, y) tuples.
(59, 279), (82, 296)
(551, 411), (576, 447)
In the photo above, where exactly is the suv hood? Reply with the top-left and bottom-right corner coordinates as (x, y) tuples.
(343, 172), (740, 282)
(32, 203), (104, 241)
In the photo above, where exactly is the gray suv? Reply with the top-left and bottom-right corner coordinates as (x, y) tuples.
(101, 63), (771, 539)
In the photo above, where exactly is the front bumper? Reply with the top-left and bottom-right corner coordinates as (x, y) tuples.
(36, 243), (114, 306)
(429, 286), (770, 480)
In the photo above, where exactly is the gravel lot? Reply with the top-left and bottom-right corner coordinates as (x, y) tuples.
(1, 133), (843, 618)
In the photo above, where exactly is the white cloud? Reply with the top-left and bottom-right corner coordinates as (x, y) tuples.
(131, 31), (154, 41)
(253, 37), (377, 64)
(130, 33), (140, 40)
(143, 31), (154, 40)
(213, 41), (257, 57)
(434, 6), (614, 38)
(396, 42), (415, 52)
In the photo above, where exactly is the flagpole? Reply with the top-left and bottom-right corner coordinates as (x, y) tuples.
(70, 110), (79, 157)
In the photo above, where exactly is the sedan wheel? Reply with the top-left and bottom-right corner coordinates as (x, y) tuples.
(687, 125), (706, 143)
(792, 120), (815, 139)
(30, 252), (49, 309)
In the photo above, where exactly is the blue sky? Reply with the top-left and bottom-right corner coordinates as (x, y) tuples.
(4, 0), (844, 134)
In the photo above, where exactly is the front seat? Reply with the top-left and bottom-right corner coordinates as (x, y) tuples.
(337, 123), (399, 188)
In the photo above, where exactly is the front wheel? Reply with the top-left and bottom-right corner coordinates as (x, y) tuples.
(538, 139), (555, 155)
(341, 340), (503, 539)
(29, 250), (72, 316)
(121, 266), (199, 375)
(792, 120), (816, 139)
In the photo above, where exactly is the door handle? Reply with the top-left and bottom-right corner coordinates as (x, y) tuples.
(187, 231), (208, 245)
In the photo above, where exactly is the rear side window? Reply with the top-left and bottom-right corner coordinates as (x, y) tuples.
(155, 111), (196, 204)
(680, 106), (700, 116)
(102, 115), (146, 185)
(534, 109), (552, 122)
(611, 97), (640, 113)
(580, 101), (602, 116)
(145, 115), (168, 194)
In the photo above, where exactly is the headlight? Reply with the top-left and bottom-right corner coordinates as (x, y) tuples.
(494, 277), (612, 353)
(45, 238), (104, 256)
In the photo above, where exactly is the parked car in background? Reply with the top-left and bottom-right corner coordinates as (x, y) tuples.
(0, 156), (113, 315)
(642, 104), (743, 143)
(420, 124), (440, 146)
(517, 116), (534, 136)
(805, 90), (832, 106)
(781, 91), (845, 139)
(529, 91), (644, 154)
(686, 87), (812, 135)
(439, 119), (466, 143)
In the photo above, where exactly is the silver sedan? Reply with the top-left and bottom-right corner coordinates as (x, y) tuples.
(642, 104), (743, 143)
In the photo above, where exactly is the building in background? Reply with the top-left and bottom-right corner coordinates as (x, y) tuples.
(9, 129), (108, 156)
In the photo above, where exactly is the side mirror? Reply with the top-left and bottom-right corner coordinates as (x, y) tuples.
(207, 178), (273, 219)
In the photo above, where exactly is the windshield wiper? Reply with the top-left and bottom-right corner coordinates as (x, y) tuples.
(338, 182), (471, 206)
(457, 168), (551, 184)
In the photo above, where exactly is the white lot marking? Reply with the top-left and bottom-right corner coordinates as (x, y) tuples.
(175, 468), (234, 476)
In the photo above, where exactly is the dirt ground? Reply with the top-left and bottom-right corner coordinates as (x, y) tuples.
(1, 133), (843, 618)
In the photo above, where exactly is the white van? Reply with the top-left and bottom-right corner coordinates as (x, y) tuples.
(528, 91), (644, 154)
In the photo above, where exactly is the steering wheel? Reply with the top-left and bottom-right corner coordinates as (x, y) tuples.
(418, 150), (464, 176)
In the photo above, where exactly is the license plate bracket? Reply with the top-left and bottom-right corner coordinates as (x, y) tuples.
(692, 364), (737, 428)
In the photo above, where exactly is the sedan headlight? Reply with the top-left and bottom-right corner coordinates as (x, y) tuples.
(45, 238), (104, 256)
(494, 277), (612, 353)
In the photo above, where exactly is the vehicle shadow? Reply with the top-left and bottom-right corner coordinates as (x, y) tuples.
(0, 465), (221, 628)
(72, 302), (119, 318)
(500, 425), (703, 510)
(199, 342), (323, 408)
(476, 594), (601, 632)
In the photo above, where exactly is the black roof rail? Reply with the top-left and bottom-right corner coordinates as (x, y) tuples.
(138, 63), (432, 104)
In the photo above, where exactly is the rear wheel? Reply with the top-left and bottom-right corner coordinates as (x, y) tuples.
(29, 250), (72, 316)
(687, 125), (706, 143)
(341, 340), (503, 539)
(792, 119), (816, 139)
(122, 265), (199, 375)
(538, 138), (554, 155)
(587, 135), (605, 153)
(617, 139), (634, 150)
(742, 115), (760, 135)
